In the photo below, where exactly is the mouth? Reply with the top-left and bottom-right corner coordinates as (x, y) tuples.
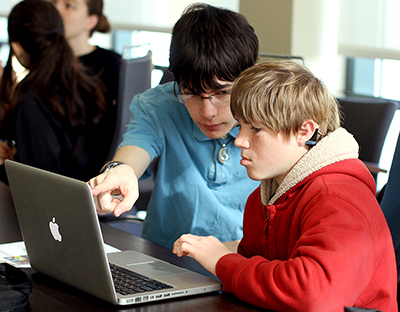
(240, 155), (251, 166)
(201, 123), (223, 131)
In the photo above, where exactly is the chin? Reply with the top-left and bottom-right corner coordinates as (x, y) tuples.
(246, 171), (262, 181)
(202, 129), (228, 140)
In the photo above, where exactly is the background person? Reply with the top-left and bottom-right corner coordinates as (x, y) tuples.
(50, 0), (120, 114)
(173, 61), (397, 311)
(90, 3), (260, 249)
(0, 0), (113, 182)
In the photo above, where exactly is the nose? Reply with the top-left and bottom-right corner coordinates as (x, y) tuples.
(54, 3), (64, 15)
(200, 97), (217, 120)
(234, 130), (249, 149)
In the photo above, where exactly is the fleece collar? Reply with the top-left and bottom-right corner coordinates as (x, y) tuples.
(261, 127), (359, 206)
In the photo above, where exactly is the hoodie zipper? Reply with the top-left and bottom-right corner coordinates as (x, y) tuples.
(265, 208), (270, 258)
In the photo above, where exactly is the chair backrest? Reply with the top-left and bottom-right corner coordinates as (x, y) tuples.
(380, 133), (400, 281)
(107, 50), (154, 161)
(259, 52), (306, 65)
(154, 65), (175, 85)
(338, 97), (398, 165)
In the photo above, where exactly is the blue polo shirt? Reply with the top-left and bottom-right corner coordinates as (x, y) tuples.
(121, 82), (259, 249)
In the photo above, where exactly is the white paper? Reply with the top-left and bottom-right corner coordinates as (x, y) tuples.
(0, 241), (121, 268)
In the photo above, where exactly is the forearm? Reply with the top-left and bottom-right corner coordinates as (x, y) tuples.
(222, 240), (240, 253)
(109, 145), (151, 180)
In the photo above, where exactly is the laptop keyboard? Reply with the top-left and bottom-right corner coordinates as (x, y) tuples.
(110, 263), (173, 295)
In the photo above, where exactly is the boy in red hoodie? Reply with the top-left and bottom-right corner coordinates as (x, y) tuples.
(173, 61), (398, 312)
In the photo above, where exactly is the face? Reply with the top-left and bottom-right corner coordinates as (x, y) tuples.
(49, 0), (95, 40)
(235, 120), (307, 184)
(182, 80), (237, 139)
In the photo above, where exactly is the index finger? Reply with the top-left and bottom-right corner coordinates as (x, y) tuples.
(90, 175), (116, 196)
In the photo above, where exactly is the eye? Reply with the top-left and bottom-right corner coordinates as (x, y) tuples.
(182, 93), (197, 99)
(251, 126), (262, 133)
(65, 1), (75, 9)
(214, 90), (231, 96)
(234, 122), (241, 129)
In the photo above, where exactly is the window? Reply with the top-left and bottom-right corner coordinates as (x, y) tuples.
(0, 16), (8, 65)
(111, 29), (171, 87)
(90, 29), (171, 88)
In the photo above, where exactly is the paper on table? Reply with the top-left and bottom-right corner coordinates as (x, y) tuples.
(104, 244), (121, 254)
(0, 241), (121, 268)
(0, 241), (29, 267)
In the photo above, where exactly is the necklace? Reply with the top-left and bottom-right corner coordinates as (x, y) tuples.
(217, 135), (234, 164)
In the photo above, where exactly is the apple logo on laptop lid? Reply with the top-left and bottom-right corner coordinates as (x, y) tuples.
(49, 217), (62, 242)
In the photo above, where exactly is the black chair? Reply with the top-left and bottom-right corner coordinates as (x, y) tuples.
(337, 97), (398, 177)
(259, 52), (306, 65)
(107, 49), (154, 161)
(154, 65), (174, 85)
(100, 49), (155, 230)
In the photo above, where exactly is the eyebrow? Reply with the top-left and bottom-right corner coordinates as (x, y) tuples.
(182, 84), (233, 93)
(218, 83), (234, 89)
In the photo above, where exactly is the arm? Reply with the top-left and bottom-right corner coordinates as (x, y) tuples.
(89, 145), (151, 217)
(215, 194), (390, 311)
(0, 141), (16, 165)
(222, 240), (240, 252)
(176, 182), (394, 311)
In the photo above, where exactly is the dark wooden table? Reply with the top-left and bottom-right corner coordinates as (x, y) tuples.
(0, 186), (263, 311)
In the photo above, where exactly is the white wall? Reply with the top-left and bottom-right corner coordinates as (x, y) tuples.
(0, 0), (239, 31)
(239, 0), (346, 96)
(0, 0), (18, 16)
(338, 0), (400, 60)
(104, 0), (239, 32)
(291, 0), (345, 96)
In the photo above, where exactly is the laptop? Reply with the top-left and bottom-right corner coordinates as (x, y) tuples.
(5, 160), (221, 305)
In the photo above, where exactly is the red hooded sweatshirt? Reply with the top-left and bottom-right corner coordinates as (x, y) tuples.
(217, 128), (397, 312)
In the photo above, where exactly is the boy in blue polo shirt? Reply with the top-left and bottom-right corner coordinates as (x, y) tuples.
(90, 3), (260, 249)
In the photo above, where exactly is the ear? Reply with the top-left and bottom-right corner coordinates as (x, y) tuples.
(86, 14), (99, 32)
(10, 42), (30, 68)
(297, 119), (318, 146)
(11, 42), (23, 56)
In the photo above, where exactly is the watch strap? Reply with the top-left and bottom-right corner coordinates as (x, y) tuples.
(99, 161), (124, 174)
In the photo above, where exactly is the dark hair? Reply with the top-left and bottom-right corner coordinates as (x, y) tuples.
(169, 3), (259, 94)
(87, 0), (110, 36)
(0, 0), (106, 129)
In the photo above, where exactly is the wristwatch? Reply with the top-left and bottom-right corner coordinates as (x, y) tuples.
(99, 161), (124, 174)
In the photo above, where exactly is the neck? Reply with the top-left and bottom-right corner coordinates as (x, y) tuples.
(67, 32), (96, 57)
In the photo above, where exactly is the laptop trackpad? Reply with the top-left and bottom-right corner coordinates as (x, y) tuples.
(127, 261), (185, 277)
(108, 250), (186, 277)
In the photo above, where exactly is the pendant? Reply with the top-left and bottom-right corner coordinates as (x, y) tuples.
(218, 144), (229, 164)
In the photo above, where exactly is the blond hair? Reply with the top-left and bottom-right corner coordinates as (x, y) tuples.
(231, 61), (340, 141)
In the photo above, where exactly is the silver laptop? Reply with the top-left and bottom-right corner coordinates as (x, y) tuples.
(5, 160), (221, 305)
